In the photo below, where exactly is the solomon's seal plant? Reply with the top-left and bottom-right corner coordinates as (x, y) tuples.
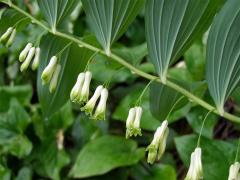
(0, 0), (239, 179)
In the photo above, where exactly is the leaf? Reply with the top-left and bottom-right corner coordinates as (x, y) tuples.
(37, 34), (93, 117)
(36, 0), (79, 31)
(186, 107), (218, 138)
(0, 9), (30, 35)
(175, 135), (237, 180)
(145, 0), (223, 83)
(113, 84), (160, 131)
(0, 164), (11, 180)
(70, 135), (145, 178)
(81, 0), (145, 54)
(0, 85), (32, 112)
(15, 167), (32, 180)
(206, 0), (240, 114)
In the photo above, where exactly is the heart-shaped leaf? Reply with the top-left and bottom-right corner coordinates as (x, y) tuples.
(81, 0), (145, 54)
(37, 34), (94, 117)
(36, 0), (79, 31)
(145, 0), (223, 83)
(206, 0), (240, 114)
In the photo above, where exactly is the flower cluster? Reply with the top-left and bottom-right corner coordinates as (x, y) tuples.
(228, 162), (240, 180)
(70, 71), (109, 120)
(185, 147), (203, 180)
(146, 120), (169, 164)
(0, 27), (16, 47)
(19, 43), (41, 71)
(125, 107), (143, 138)
(41, 56), (61, 93)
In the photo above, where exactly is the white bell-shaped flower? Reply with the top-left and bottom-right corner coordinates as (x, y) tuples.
(6, 28), (16, 47)
(93, 88), (108, 120)
(228, 162), (240, 180)
(19, 43), (33, 62)
(185, 147), (203, 180)
(49, 64), (61, 93)
(31, 47), (41, 70)
(41, 56), (57, 85)
(125, 108), (136, 138)
(79, 71), (92, 103)
(20, 47), (36, 72)
(0, 27), (13, 43)
(81, 85), (103, 115)
(70, 73), (85, 102)
(146, 120), (169, 164)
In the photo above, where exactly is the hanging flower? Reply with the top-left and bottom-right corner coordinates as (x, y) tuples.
(0, 27), (13, 43)
(81, 85), (103, 115)
(49, 64), (61, 93)
(41, 56), (58, 85)
(228, 162), (240, 180)
(79, 71), (92, 103)
(185, 147), (203, 180)
(125, 107), (142, 138)
(19, 43), (33, 62)
(6, 28), (16, 47)
(20, 47), (36, 72)
(146, 120), (169, 164)
(70, 73), (85, 102)
(93, 88), (108, 120)
(31, 47), (41, 70)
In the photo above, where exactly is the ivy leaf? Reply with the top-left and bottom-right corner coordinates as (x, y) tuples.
(81, 0), (145, 54)
(206, 0), (240, 114)
(70, 135), (145, 178)
(145, 0), (223, 83)
(37, 34), (93, 117)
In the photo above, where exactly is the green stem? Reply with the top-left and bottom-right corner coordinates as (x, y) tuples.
(166, 96), (185, 120)
(235, 138), (240, 162)
(3, 0), (240, 123)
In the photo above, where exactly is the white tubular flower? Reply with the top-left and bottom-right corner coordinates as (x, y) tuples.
(133, 107), (142, 136)
(146, 120), (169, 164)
(0, 27), (13, 43)
(70, 73), (85, 102)
(81, 85), (103, 115)
(49, 64), (61, 93)
(41, 56), (57, 85)
(125, 108), (136, 138)
(19, 43), (33, 62)
(93, 88), (108, 120)
(6, 28), (16, 47)
(228, 162), (240, 180)
(185, 147), (203, 180)
(79, 71), (92, 103)
(31, 47), (40, 70)
(20, 47), (36, 72)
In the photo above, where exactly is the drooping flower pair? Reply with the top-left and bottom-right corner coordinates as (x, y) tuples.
(19, 43), (40, 71)
(146, 120), (169, 164)
(70, 71), (109, 120)
(125, 107), (143, 138)
(41, 56), (61, 93)
(0, 27), (16, 47)
(228, 162), (240, 180)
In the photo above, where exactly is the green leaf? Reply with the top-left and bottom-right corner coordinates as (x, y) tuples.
(81, 0), (145, 54)
(145, 0), (222, 83)
(175, 135), (237, 180)
(206, 0), (240, 114)
(113, 84), (160, 131)
(36, 0), (79, 31)
(15, 167), (32, 180)
(0, 164), (11, 180)
(70, 135), (145, 178)
(186, 107), (218, 139)
(37, 34), (93, 117)
(0, 85), (32, 112)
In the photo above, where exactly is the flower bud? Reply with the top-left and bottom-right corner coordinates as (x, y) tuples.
(185, 147), (203, 180)
(79, 71), (92, 103)
(93, 88), (108, 120)
(81, 85), (103, 115)
(70, 73), (85, 102)
(132, 106), (142, 136)
(49, 64), (61, 93)
(20, 47), (35, 72)
(0, 27), (13, 43)
(31, 47), (40, 70)
(41, 56), (57, 85)
(146, 120), (169, 164)
(125, 108), (136, 138)
(6, 28), (16, 47)
(19, 43), (33, 62)
(228, 162), (240, 180)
